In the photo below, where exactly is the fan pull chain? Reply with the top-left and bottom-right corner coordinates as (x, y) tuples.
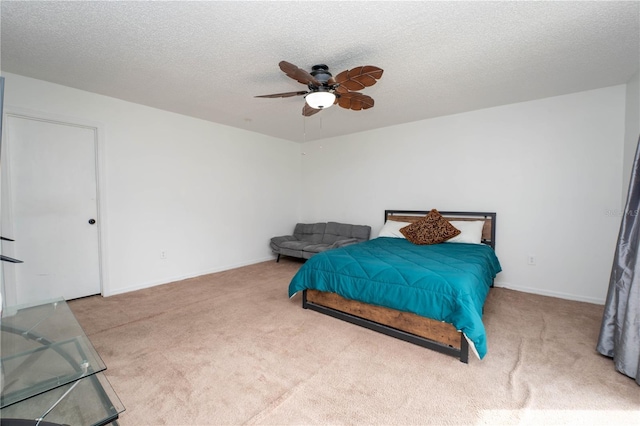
(303, 115), (306, 144)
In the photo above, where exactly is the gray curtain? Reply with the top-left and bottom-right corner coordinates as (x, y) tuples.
(597, 135), (640, 385)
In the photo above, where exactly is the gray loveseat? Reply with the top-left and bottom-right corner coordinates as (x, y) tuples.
(270, 222), (371, 262)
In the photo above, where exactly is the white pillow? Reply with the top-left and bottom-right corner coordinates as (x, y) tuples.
(446, 220), (485, 244)
(377, 220), (412, 238)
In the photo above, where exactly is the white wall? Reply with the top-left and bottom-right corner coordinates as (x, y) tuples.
(300, 86), (627, 304)
(622, 71), (640, 199)
(1, 72), (301, 297)
(0, 72), (630, 305)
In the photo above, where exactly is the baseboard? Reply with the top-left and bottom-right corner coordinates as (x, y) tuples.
(104, 263), (606, 306)
(493, 282), (605, 305)
(103, 256), (275, 297)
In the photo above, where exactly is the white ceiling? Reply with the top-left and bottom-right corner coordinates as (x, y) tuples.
(1, 1), (638, 143)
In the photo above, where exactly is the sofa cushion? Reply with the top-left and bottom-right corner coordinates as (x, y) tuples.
(293, 223), (326, 244)
(331, 238), (359, 248)
(278, 240), (315, 258)
(322, 222), (371, 244)
(302, 250), (318, 259)
(279, 240), (313, 251)
(350, 224), (372, 241)
(279, 247), (305, 258)
(303, 238), (361, 255)
(270, 235), (297, 252)
(301, 243), (333, 254)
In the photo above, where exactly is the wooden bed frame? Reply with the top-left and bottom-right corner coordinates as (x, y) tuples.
(301, 210), (497, 363)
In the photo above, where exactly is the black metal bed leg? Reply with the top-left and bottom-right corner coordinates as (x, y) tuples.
(460, 334), (469, 363)
(276, 254), (280, 263)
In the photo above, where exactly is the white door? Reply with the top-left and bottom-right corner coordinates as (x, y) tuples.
(4, 115), (101, 305)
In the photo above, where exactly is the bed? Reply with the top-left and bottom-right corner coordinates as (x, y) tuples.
(288, 210), (501, 363)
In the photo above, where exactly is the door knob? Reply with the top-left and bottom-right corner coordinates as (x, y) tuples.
(88, 219), (96, 225)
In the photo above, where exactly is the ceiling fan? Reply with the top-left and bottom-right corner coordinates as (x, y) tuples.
(256, 61), (384, 117)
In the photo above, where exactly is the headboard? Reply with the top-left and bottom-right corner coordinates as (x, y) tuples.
(384, 210), (497, 249)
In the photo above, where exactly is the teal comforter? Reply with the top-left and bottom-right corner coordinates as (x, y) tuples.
(288, 237), (502, 359)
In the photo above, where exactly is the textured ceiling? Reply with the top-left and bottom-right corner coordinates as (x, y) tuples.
(1, 1), (639, 143)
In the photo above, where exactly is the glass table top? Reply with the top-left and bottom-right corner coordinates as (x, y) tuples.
(0, 298), (124, 425)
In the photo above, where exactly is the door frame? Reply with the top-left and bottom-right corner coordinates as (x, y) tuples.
(1, 106), (109, 306)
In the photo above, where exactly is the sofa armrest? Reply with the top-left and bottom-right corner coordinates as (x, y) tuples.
(330, 238), (359, 248)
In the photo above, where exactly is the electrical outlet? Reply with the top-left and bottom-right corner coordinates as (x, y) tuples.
(160, 251), (167, 259)
(528, 255), (536, 265)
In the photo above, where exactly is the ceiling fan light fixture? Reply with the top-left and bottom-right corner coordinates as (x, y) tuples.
(305, 91), (336, 110)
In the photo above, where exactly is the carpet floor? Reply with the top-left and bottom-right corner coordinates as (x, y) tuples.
(69, 258), (640, 425)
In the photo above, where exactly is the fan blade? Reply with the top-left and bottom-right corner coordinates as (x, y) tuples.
(335, 85), (349, 94)
(334, 66), (383, 92)
(302, 103), (322, 117)
(337, 92), (375, 111)
(255, 91), (308, 98)
(279, 61), (321, 86)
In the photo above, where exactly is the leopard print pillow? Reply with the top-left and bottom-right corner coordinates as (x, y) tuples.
(400, 209), (461, 245)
